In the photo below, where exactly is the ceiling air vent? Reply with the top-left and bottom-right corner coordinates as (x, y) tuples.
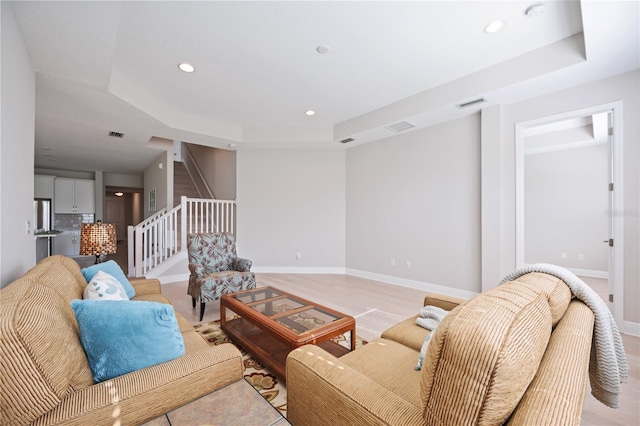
(108, 131), (124, 138)
(385, 121), (415, 133)
(340, 138), (355, 144)
(455, 97), (487, 109)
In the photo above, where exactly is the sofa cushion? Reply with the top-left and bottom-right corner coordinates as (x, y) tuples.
(83, 270), (129, 300)
(1, 281), (94, 426)
(381, 315), (430, 352)
(420, 281), (553, 425)
(341, 338), (423, 408)
(71, 299), (185, 383)
(82, 260), (135, 299)
(508, 272), (571, 326)
(22, 255), (87, 302)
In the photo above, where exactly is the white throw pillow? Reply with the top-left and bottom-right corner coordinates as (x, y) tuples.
(83, 270), (129, 301)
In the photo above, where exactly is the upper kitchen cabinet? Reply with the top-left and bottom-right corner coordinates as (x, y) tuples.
(34, 175), (55, 199)
(54, 178), (95, 213)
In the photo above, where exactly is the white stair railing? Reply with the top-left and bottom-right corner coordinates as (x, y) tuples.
(127, 196), (236, 277)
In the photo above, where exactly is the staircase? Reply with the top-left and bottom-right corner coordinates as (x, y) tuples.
(174, 161), (201, 206)
(127, 196), (236, 278)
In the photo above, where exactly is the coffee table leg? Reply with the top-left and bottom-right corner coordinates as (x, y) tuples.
(221, 303), (227, 326)
(351, 328), (356, 351)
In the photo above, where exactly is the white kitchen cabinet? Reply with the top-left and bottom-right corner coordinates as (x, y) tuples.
(52, 232), (80, 256)
(34, 175), (55, 199)
(54, 178), (95, 213)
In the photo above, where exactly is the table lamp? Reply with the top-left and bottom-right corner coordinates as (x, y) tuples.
(80, 221), (117, 264)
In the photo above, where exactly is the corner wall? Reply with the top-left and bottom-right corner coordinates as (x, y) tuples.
(497, 70), (640, 325)
(236, 148), (345, 271)
(1, 3), (36, 287)
(345, 114), (482, 294)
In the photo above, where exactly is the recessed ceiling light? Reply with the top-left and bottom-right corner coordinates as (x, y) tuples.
(485, 20), (507, 34)
(525, 4), (545, 17)
(316, 44), (330, 54)
(178, 63), (195, 73)
(305, 110), (316, 116)
(115, 192), (124, 197)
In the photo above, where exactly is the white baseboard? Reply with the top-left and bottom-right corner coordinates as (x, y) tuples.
(523, 264), (608, 279)
(253, 266), (347, 274)
(568, 268), (608, 279)
(346, 268), (478, 301)
(622, 321), (640, 337)
(156, 273), (190, 284)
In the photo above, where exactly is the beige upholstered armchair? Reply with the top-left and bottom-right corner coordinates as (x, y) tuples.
(187, 232), (256, 321)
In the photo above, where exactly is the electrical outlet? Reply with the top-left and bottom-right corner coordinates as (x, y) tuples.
(405, 261), (411, 268)
(578, 253), (584, 261)
(561, 253), (566, 259)
(26, 220), (31, 235)
(390, 258), (396, 267)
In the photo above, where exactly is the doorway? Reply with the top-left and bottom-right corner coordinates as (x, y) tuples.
(515, 101), (624, 327)
(105, 186), (143, 273)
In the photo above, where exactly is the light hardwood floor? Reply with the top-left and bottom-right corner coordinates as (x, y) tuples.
(160, 274), (640, 426)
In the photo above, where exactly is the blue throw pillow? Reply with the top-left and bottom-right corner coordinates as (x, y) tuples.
(70, 299), (185, 383)
(82, 260), (135, 299)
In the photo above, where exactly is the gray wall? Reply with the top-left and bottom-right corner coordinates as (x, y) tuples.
(499, 70), (640, 324)
(143, 151), (169, 218)
(346, 114), (482, 293)
(236, 149), (345, 269)
(1, 4), (36, 287)
(187, 144), (236, 200)
(524, 144), (609, 271)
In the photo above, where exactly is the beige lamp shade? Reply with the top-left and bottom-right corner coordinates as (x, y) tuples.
(80, 222), (117, 256)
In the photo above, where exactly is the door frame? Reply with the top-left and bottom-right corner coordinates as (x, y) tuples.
(514, 101), (624, 328)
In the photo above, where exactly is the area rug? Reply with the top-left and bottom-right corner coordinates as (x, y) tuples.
(195, 319), (366, 418)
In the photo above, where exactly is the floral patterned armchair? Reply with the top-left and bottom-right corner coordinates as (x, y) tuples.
(187, 233), (256, 321)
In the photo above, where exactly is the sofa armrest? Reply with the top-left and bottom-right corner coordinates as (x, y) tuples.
(286, 345), (423, 426)
(129, 278), (161, 296)
(423, 293), (468, 311)
(508, 300), (594, 425)
(35, 344), (243, 426)
(233, 257), (252, 272)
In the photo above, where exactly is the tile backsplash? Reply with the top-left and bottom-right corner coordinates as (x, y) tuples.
(54, 214), (95, 230)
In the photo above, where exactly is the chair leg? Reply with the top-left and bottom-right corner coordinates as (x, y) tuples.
(200, 301), (206, 322)
(192, 297), (196, 308)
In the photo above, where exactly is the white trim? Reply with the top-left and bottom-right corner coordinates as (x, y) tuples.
(524, 139), (606, 156)
(157, 273), (189, 284)
(515, 101), (624, 330)
(569, 268), (608, 279)
(622, 321), (640, 337)
(253, 266), (347, 274)
(346, 268), (478, 301)
(523, 263), (609, 279)
(145, 251), (188, 278)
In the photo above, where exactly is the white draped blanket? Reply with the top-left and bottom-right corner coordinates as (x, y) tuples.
(501, 263), (628, 409)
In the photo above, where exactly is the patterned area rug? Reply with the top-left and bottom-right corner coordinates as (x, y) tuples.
(194, 319), (366, 418)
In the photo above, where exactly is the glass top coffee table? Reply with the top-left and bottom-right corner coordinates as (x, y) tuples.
(220, 286), (356, 382)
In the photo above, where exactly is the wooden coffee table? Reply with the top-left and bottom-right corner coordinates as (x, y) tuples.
(220, 286), (355, 382)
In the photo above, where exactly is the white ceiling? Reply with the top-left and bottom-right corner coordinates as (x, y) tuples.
(9, 1), (639, 175)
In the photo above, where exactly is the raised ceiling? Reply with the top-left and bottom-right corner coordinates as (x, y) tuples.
(9, 1), (639, 174)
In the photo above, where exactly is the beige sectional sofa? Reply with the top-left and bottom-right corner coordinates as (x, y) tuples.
(1, 255), (244, 426)
(287, 272), (595, 425)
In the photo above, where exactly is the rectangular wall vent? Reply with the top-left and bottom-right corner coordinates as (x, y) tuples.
(340, 138), (355, 144)
(385, 121), (415, 133)
(455, 97), (487, 109)
(108, 131), (124, 138)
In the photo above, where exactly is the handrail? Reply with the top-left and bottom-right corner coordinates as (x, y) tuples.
(127, 196), (236, 277)
(182, 143), (215, 200)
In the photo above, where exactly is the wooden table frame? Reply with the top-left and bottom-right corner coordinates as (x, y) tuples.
(220, 286), (356, 382)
